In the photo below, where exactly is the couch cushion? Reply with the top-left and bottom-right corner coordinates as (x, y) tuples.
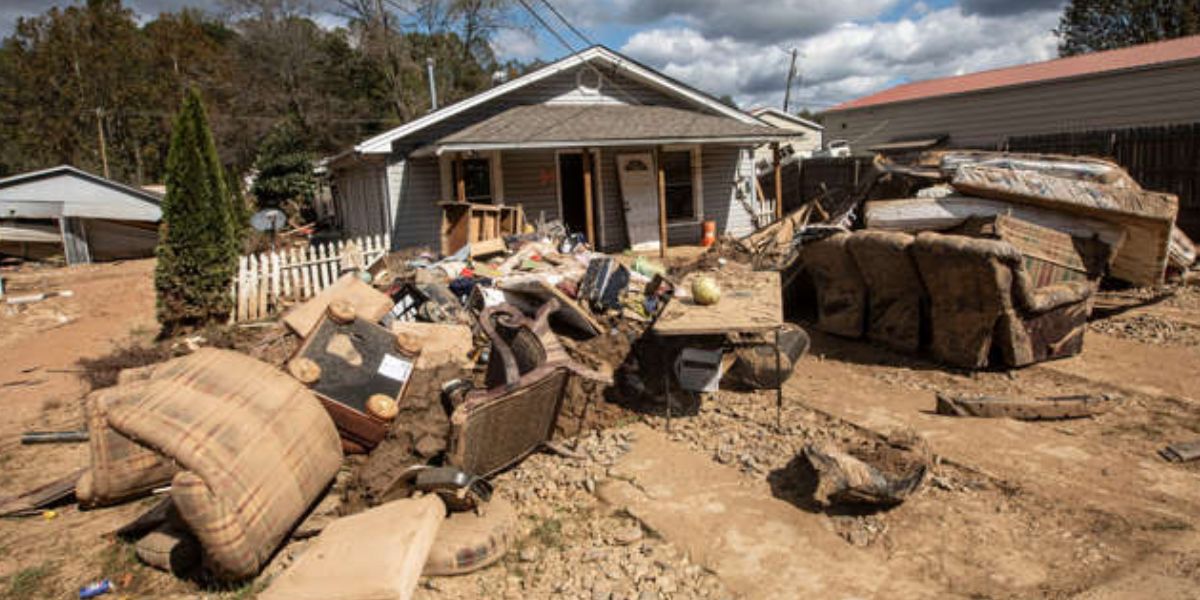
(800, 233), (866, 338)
(76, 383), (177, 507)
(845, 230), (924, 352)
(105, 348), (343, 579)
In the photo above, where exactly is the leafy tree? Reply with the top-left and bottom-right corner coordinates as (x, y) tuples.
(155, 88), (239, 334)
(717, 94), (738, 108)
(251, 115), (316, 221)
(1057, 0), (1200, 56)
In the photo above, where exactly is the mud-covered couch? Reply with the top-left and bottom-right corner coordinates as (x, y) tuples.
(796, 224), (1096, 369)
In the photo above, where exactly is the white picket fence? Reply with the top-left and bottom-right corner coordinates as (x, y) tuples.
(230, 233), (390, 322)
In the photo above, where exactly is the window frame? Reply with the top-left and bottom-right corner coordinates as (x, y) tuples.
(659, 145), (703, 224)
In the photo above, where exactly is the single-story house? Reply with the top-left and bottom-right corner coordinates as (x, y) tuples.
(748, 107), (824, 170)
(0, 165), (161, 264)
(821, 35), (1200, 153)
(329, 45), (791, 253)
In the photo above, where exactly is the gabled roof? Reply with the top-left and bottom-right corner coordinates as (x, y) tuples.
(416, 105), (790, 155)
(0, 165), (162, 204)
(0, 165), (162, 221)
(749, 107), (824, 131)
(829, 34), (1200, 112)
(354, 45), (763, 155)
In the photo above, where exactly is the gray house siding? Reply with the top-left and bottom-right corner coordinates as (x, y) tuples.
(824, 60), (1200, 152)
(390, 157), (442, 250)
(501, 150), (560, 225)
(332, 159), (388, 237)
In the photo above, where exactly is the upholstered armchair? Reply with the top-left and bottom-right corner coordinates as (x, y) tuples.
(910, 232), (1093, 369)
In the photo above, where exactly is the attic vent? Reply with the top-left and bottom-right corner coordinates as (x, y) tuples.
(624, 159), (648, 172)
(576, 67), (604, 95)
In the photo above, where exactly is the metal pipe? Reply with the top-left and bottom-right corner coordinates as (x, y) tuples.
(21, 430), (88, 445)
(427, 57), (439, 111)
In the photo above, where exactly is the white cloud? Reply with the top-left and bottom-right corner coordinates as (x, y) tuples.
(621, 5), (1060, 111)
(491, 28), (544, 61)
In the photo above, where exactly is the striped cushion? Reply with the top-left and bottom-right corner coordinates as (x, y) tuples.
(76, 383), (177, 507)
(106, 349), (343, 580)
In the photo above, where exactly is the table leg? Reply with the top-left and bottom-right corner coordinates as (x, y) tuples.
(775, 326), (783, 429)
(664, 367), (673, 433)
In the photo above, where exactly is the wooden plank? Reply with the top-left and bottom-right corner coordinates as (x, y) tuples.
(583, 150), (595, 245)
(653, 270), (783, 336)
(773, 143), (783, 220)
(256, 252), (269, 320)
(496, 276), (602, 337)
(455, 153), (466, 203)
(657, 148), (668, 259)
(281, 249), (293, 299)
(282, 273), (394, 337)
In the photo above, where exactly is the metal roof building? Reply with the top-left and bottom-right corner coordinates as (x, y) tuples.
(0, 166), (162, 264)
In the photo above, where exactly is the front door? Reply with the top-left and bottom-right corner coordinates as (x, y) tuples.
(558, 153), (588, 239)
(616, 153), (659, 251)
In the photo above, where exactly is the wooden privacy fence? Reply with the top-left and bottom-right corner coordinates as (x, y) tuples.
(230, 234), (390, 322)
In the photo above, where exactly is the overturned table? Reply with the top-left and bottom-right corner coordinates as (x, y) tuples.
(650, 269), (786, 428)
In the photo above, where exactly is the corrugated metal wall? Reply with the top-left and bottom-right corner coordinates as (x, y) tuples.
(824, 61), (1200, 151)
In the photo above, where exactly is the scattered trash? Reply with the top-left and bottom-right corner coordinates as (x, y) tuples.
(802, 442), (927, 508)
(674, 347), (724, 392)
(5, 289), (74, 305)
(0, 468), (82, 517)
(78, 579), (113, 599)
(1159, 440), (1200, 463)
(935, 392), (1119, 420)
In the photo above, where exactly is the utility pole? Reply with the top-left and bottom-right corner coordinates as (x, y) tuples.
(782, 48), (798, 113)
(94, 108), (110, 179)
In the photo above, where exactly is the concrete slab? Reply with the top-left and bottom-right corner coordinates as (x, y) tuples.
(597, 424), (946, 600)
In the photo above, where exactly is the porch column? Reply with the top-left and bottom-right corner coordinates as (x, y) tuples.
(454, 153), (466, 203)
(772, 142), (783, 220)
(656, 146), (668, 258)
(582, 149), (595, 246)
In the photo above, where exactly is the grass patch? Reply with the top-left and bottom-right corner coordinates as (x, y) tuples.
(530, 517), (564, 550)
(5, 563), (57, 600)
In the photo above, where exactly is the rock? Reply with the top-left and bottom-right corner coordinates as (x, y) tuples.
(519, 546), (540, 563)
(612, 524), (644, 546)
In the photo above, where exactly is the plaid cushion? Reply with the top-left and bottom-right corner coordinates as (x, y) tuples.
(76, 383), (177, 507)
(106, 349), (343, 580)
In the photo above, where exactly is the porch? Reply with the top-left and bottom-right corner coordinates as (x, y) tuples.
(413, 104), (789, 255)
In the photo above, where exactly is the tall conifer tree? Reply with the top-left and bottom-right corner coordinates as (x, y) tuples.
(155, 88), (238, 333)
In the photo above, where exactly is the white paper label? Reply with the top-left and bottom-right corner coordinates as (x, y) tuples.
(377, 353), (414, 383)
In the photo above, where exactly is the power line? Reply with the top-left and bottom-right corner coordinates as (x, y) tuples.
(514, 0), (577, 56)
(537, 0), (593, 47)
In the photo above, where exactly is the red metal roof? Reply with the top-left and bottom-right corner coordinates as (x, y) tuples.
(830, 35), (1200, 111)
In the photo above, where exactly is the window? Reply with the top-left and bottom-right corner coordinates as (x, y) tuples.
(661, 150), (694, 221)
(454, 158), (492, 204)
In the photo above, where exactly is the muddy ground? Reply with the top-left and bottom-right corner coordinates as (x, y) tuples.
(2, 259), (1200, 598)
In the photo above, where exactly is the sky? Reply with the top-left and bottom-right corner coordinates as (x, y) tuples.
(1, 0), (1068, 112)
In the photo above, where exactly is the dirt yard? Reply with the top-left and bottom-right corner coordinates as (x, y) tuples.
(2, 259), (1200, 599)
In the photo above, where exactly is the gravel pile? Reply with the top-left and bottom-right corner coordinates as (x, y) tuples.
(415, 428), (731, 600)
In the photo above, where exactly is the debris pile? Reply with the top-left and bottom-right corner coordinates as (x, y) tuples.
(3, 217), (811, 596)
(756, 150), (1199, 369)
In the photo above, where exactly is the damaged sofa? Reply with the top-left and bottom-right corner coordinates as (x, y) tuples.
(79, 348), (343, 580)
(794, 224), (1095, 369)
(911, 231), (1093, 369)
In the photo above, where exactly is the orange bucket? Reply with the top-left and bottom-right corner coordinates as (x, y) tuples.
(700, 219), (717, 247)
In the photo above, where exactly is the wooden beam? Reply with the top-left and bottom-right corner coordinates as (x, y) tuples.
(454, 153), (466, 203)
(773, 143), (783, 221)
(656, 147), (668, 258)
(582, 150), (595, 246)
